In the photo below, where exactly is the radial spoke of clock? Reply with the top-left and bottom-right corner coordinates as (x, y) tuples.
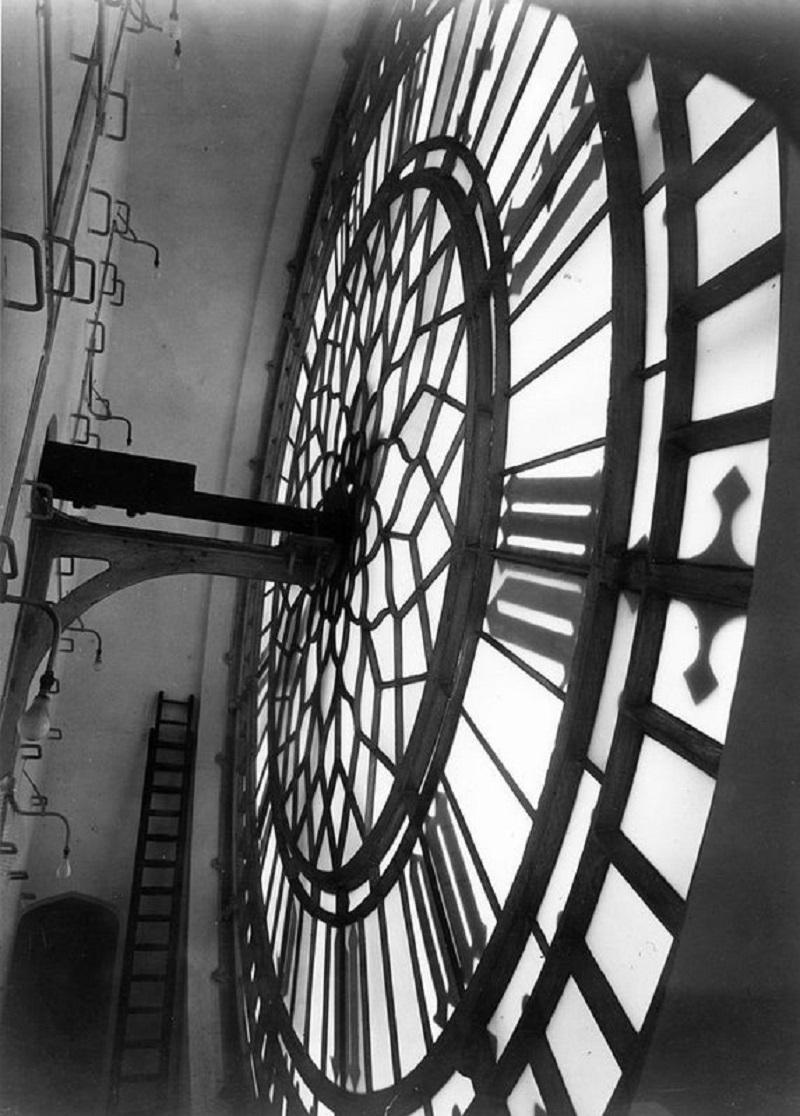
(460, 708), (538, 822)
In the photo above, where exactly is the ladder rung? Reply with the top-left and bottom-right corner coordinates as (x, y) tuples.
(134, 943), (170, 952)
(139, 886), (175, 895)
(145, 834), (177, 843)
(149, 809), (181, 817)
(129, 974), (167, 983)
(149, 784), (183, 795)
(157, 716), (190, 724)
(142, 858), (177, 868)
(135, 914), (172, 922)
(152, 762), (186, 773)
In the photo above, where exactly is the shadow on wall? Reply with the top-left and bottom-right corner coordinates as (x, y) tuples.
(0, 894), (118, 1116)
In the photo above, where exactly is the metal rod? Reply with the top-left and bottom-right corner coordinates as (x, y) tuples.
(2, 777), (71, 856)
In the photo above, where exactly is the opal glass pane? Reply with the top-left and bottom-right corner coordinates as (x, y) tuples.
(547, 979), (621, 1116)
(384, 885), (428, 1073)
(447, 716), (533, 903)
(627, 372), (665, 547)
(364, 911), (393, 1089)
(692, 277), (780, 421)
(507, 325), (611, 463)
(401, 861), (441, 1040)
(627, 57), (664, 190)
(686, 73), (753, 161)
(538, 772), (600, 942)
(488, 934), (546, 1056)
(514, 123), (607, 298)
(477, 4), (550, 172)
(652, 600), (746, 741)
(509, 219), (612, 376)
(621, 737), (715, 898)
(307, 926), (326, 1066)
(588, 593), (639, 771)
(464, 637), (563, 810)
(678, 440), (769, 567)
(586, 865), (673, 1030)
(508, 1064), (547, 1116)
(696, 133), (780, 284)
(489, 16), (578, 206)
(430, 1072), (474, 1116)
(643, 188), (668, 367)
(483, 561), (586, 690)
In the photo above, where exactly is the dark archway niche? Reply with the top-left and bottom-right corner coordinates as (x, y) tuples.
(0, 894), (119, 1116)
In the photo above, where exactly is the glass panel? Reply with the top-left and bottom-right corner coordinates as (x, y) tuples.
(509, 219), (612, 376)
(488, 16), (578, 204)
(678, 440), (769, 567)
(423, 789), (496, 971)
(296, 1073), (314, 1112)
(507, 325), (611, 462)
(488, 934), (545, 1056)
(537, 772), (600, 942)
(696, 132), (781, 284)
(627, 57), (664, 191)
(686, 74), (754, 162)
(621, 736), (715, 898)
(292, 915), (311, 1039)
(399, 862), (441, 1041)
(652, 600), (746, 741)
(508, 1063), (547, 1115)
(586, 865), (673, 1030)
(476, 4), (550, 172)
(628, 372), (665, 547)
(463, 638), (563, 812)
(384, 884), (428, 1074)
(445, 0), (493, 137)
(643, 188), (668, 368)
(483, 560), (587, 691)
(588, 592), (639, 771)
(512, 123), (607, 300)
(692, 277), (780, 421)
(547, 979), (621, 1116)
(495, 448), (602, 562)
(447, 715), (534, 904)
(411, 12), (452, 143)
(430, 1071), (474, 1116)
(364, 911), (394, 1089)
(308, 925), (327, 1066)
(465, 0), (522, 147)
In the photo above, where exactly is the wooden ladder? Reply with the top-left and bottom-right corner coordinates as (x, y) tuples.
(107, 692), (197, 1114)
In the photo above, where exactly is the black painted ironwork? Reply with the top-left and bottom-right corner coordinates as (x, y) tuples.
(108, 692), (196, 1115)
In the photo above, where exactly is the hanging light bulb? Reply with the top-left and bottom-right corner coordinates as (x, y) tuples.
(168, 0), (181, 70)
(17, 686), (52, 743)
(56, 845), (72, 880)
(93, 649), (103, 672)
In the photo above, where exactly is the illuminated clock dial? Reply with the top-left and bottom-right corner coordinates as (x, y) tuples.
(233, 3), (784, 1114)
(265, 146), (506, 910)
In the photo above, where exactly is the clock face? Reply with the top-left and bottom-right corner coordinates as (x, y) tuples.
(264, 148), (506, 905)
(234, 3), (784, 1114)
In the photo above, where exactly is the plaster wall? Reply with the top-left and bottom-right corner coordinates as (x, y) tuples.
(1, 0), (368, 1107)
